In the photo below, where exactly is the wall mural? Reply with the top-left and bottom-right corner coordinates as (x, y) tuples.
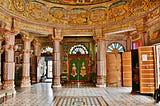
(4, 0), (159, 24)
(49, 7), (67, 19)
(148, 24), (160, 45)
(69, 8), (88, 24)
(28, 1), (48, 21)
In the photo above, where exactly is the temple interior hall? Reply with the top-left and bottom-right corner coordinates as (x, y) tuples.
(0, 0), (160, 105)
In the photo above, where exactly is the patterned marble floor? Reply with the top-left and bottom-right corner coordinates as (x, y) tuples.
(0, 83), (159, 106)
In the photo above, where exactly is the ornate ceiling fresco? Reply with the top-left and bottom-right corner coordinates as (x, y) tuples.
(0, 0), (159, 35)
(43, 0), (112, 5)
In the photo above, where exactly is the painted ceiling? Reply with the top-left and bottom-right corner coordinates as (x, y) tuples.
(0, 0), (159, 35)
(42, 0), (112, 5)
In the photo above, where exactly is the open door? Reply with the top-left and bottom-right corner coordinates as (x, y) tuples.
(138, 46), (157, 94)
(122, 51), (132, 86)
(155, 45), (160, 89)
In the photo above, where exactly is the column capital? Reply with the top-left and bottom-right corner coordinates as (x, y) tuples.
(48, 34), (63, 41)
(49, 28), (63, 41)
(32, 39), (41, 47)
(21, 31), (33, 42)
(3, 30), (19, 43)
(93, 36), (106, 42)
(0, 32), (4, 41)
(92, 28), (106, 42)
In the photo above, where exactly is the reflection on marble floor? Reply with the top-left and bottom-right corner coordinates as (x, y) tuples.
(0, 83), (159, 106)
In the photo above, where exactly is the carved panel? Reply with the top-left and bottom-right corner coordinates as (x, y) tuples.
(68, 8), (88, 24)
(12, 0), (25, 12)
(28, 2), (48, 21)
(89, 7), (107, 23)
(49, 7), (66, 19)
(108, 5), (127, 21)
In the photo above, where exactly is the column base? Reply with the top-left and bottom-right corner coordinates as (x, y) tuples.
(96, 84), (106, 88)
(96, 75), (106, 87)
(52, 76), (61, 88)
(2, 80), (15, 90)
(20, 77), (31, 87)
(0, 82), (2, 89)
(52, 84), (62, 88)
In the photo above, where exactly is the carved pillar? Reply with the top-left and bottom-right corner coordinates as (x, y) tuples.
(0, 35), (3, 89)
(93, 28), (106, 87)
(52, 39), (61, 87)
(139, 31), (147, 46)
(20, 33), (32, 87)
(126, 32), (132, 51)
(32, 40), (41, 83)
(51, 28), (63, 87)
(2, 31), (18, 92)
(96, 38), (106, 87)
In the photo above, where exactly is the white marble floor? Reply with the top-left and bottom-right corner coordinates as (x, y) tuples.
(0, 83), (159, 106)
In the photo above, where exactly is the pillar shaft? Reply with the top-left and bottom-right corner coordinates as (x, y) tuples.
(20, 36), (32, 87)
(0, 36), (3, 89)
(52, 40), (61, 87)
(96, 39), (106, 87)
(2, 31), (17, 92)
(126, 35), (132, 51)
(32, 40), (40, 83)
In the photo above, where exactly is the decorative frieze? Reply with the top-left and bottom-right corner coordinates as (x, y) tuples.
(0, 0), (159, 31)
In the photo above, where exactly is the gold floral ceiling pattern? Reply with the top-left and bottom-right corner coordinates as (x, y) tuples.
(0, 0), (159, 32)
(43, 0), (112, 5)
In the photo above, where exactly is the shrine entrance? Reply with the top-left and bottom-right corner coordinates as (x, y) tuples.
(68, 54), (89, 82)
(68, 44), (89, 83)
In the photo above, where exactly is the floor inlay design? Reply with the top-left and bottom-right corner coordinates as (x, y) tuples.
(53, 96), (108, 106)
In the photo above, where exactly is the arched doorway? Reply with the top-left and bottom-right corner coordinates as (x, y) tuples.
(106, 42), (125, 87)
(37, 46), (53, 82)
(68, 44), (89, 82)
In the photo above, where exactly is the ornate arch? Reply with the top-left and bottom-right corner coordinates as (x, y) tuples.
(69, 44), (88, 54)
(107, 42), (124, 53)
(41, 46), (53, 54)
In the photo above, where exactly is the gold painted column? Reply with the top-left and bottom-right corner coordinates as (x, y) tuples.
(2, 31), (18, 92)
(20, 33), (32, 87)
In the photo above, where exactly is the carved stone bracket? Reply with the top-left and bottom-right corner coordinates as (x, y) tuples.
(93, 28), (106, 42)
(49, 28), (63, 41)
